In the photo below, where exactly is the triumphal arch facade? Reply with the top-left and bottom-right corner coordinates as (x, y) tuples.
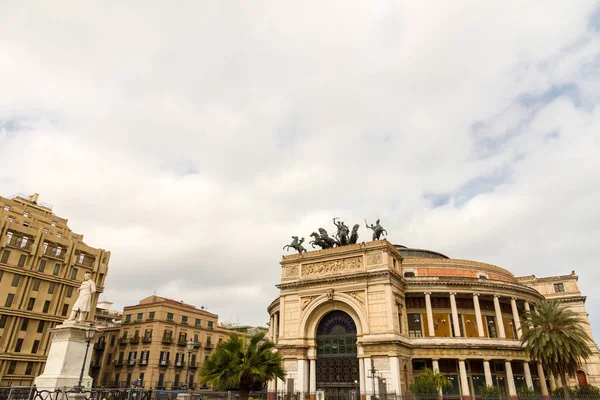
(266, 239), (600, 400)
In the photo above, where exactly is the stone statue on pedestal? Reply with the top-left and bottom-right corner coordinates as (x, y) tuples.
(67, 272), (96, 322)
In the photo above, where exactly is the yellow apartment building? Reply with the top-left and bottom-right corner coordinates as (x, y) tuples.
(0, 193), (110, 386)
(90, 296), (238, 389)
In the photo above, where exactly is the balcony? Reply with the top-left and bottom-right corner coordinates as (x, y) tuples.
(134, 319), (142, 324)
(44, 246), (66, 261)
(129, 337), (140, 345)
(194, 342), (201, 349)
(142, 336), (152, 343)
(162, 336), (173, 344)
(158, 360), (171, 367)
(177, 339), (187, 346)
(174, 361), (184, 368)
(146, 317), (155, 322)
(139, 359), (149, 366)
(113, 359), (124, 367)
(128, 359), (137, 366)
(204, 343), (213, 350)
(118, 337), (128, 345)
(94, 341), (106, 351)
(6, 236), (33, 251)
(75, 255), (95, 268)
(90, 360), (101, 368)
(189, 361), (198, 369)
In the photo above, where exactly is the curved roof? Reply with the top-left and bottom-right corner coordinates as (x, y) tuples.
(394, 245), (449, 259)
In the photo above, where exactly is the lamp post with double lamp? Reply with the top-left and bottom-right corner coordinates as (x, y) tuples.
(183, 339), (195, 390)
(74, 324), (97, 392)
(367, 359), (379, 400)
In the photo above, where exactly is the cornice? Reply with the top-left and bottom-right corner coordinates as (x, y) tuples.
(554, 296), (586, 303)
(404, 277), (543, 299)
(402, 258), (514, 279)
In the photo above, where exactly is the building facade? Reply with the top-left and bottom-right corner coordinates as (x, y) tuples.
(90, 296), (236, 389)
(267, 240), (600, 399)
(0, 193), (110, 386)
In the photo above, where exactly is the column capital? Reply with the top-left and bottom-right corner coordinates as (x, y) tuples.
(511, 297), (518, 301)
(424, 292), (432, 295)
(494, 294), (501, 298)
(473, 293), (480, 297)
(449, 292), (457, 296)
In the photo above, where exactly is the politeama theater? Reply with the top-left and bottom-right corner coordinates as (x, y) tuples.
(266, 240), (600, 399)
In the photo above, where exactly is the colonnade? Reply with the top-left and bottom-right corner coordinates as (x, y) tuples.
(421, 292), (530, 339)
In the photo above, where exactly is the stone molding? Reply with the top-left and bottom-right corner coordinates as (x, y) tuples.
(277, 269), (402, 290)
(282, 264), (300, 279)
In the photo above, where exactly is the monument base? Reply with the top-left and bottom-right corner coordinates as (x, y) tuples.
(34, 321), (94, 390)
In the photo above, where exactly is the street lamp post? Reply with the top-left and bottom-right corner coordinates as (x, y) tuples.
(74, 324), (97, 392)
(183, 339), (195, 390)
(367, 359), (379, 400)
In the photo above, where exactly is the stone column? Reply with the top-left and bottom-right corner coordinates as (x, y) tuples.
(458, 360), (470, 400)
(267, 379), (277, 400)
(450, 293), (461, 337)
(537, 362), (549, 398)
(273, 313), (279, 344)
(310, 359), (317, 399)
(425, 292), (435, 336)
(432, 359), (443, 396)
(483, 360), (493, 387)
(505, 361), (517, 399)
(277, 378), (286, 395)
(523, 362), (534, 390)
(473, 294), (485, 337)
(511, 298), (522, 339)
(359, 357), (365, 400)
(524, 301), (531, 312)
(363, 357), (373, 400)
(298, 359), (308, 393)
(390, 356), (401, 396)
(493, 295), (506, 339)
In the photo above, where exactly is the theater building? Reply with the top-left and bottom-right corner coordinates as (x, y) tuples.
(266, 240), (600, 399)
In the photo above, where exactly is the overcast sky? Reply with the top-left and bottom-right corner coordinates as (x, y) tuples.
(1, 2), (600, 337)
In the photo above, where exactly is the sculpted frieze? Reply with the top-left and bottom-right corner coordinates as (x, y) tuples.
(302, 256), (363, 277)
(366, 252), (383, 265)
(346, 290), (366, 305)
(283, 265), (300, 279)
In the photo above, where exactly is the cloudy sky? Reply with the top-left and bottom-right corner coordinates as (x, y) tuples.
(1, 2), (600, 336)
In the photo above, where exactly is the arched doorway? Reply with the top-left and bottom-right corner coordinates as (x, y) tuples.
(577, 370), (588, 386)
(316, 311), (359, 397)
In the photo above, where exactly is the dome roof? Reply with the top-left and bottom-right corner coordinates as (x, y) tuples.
(394, 245), (449, 259)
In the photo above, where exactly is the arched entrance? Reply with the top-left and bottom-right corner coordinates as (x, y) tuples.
(316, 311), (360, 397)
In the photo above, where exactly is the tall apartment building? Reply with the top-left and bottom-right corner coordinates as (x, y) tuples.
(0, 193), (110, 386)
(90, 296), (236, 389)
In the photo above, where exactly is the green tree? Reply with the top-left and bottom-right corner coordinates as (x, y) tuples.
(479, 385), (501, 400)
(410, 368), (452, 396)
(521, 300), (593, 400)
(199, 332), (285, 400)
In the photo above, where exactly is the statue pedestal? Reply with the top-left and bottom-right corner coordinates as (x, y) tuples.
(34, 321), (94, 390)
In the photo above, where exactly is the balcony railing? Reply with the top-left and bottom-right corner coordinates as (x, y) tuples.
(177, 339), (187, 346)
(128, 359), (137, 366)
(194, 342), (201, 349)
(174, 361), (185, 368)
(113, 359), (124, 366)
(162, 336), (173, 344)
(139, 359), (149, 366)
(129, 337), (140, 344)
(189, 361), (197, 369)
(146, 317), (155, 322)
(90, 360), (101, 368)
(94, 341), (106, 350)
(75, 255), (95, 268)
(44, 246), (66, 260)
(118, 337), (128, 345)
(205, 343), (213, 349)
(6, 236), (33, 251)
(142, 336), (152, 343)
(158, 360), (171, 367)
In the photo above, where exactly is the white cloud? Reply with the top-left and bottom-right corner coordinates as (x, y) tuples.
(1, 1), (600, 337)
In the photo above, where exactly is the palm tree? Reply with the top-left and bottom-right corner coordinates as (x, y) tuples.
(521, 300), (592, 399)
(199, 331), (285, 400)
